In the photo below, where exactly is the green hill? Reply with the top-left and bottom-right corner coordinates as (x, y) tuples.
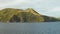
(0, 8), (59, 22)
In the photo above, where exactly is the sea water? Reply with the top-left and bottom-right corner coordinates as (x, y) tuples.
(0, 22), (60, 34)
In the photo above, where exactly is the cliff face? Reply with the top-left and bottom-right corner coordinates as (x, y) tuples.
(0, 8), (59, 22)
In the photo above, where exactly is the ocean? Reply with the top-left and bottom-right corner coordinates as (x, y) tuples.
(0, 22), (60, 34)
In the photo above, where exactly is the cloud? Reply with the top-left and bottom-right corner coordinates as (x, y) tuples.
(0, 0), (33, 7)
(0, 0), (46, 10)
(43, 7), (60, 17)
(50, 7), (60, 11)
(0, 0), (60, 17)
(0, 0), (27, 9)
(0, 0), (46, 7)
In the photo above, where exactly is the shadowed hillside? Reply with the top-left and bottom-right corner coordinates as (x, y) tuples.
(0, 8), (60, 22)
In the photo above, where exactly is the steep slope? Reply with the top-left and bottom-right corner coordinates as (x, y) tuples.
(0, 8), (44, 22)
(0, 8), (59, 22)
(0, 8), (24, 22)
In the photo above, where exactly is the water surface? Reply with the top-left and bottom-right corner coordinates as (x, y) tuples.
(0, 22), (60, 34)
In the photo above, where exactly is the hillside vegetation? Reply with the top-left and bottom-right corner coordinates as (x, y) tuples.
(0, 8), (59, 22)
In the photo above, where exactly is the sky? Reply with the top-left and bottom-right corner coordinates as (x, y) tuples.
(0, 0), (60, 18)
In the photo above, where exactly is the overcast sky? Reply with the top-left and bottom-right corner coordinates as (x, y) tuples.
(0, 0), (60, 17)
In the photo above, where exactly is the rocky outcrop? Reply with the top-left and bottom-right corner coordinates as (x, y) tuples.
(0, 8), (59, 22)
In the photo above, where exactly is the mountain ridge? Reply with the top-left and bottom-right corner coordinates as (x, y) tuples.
(0, 8), (59, 22)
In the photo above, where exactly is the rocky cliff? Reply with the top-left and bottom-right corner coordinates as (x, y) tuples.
(0, 8), (59, 22)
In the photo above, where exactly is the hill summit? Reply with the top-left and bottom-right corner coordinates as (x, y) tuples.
(0, 8), (59, 22)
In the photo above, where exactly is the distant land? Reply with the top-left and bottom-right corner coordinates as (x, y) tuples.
(0, 8), (60, 22)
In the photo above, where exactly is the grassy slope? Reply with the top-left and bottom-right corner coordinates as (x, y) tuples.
(0, 8), (59, 22)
